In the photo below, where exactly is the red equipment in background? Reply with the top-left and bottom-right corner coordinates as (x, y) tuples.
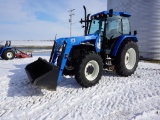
(0, 41), (32, 60)
(15, 49), (32, 58)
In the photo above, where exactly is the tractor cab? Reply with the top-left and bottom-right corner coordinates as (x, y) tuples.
(85, 11), (133, 66)
(88, 11), (131, 46)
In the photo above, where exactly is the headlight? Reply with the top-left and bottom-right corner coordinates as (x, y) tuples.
(58, 45), (63, 52)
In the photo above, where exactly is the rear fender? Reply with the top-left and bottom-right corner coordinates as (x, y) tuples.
(111, 35), (138, 57)
(0, 47), (14, 55)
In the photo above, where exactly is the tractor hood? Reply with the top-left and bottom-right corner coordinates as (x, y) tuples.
(54, 34), (98, 49)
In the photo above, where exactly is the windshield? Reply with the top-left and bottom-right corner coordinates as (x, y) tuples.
(89, 18), (105, 35)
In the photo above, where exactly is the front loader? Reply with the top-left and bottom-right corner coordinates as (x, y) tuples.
(25, 7), (139, 90)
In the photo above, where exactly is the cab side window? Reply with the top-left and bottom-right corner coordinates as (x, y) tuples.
(106, 18), (122, 39)
(122, 17), (130, 34)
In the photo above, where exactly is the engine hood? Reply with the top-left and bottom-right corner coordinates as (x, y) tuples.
(55, 34), (98, 47)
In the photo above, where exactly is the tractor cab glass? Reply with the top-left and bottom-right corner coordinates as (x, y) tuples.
(89, 15), (131, 40)
(121, 17), (130, 34)
(89, 18), (105, 35)
(106, 16), (131, 39)
(106, 16), (122, 39)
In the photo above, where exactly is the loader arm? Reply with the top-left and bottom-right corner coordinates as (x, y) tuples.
(52, 35), (101, 81)
(25, 34), (100, 90)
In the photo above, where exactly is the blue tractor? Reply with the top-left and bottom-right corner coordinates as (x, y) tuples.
(0, 41), (15, 60)
(25, 7), (139, 90)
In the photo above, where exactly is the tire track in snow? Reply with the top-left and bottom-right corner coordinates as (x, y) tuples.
(29, 66), (159, 119)
(1, 77), (87, 119)
(105, 96), (160, 120)
(47, 67), (160, 120)
(131, 109), (160, 120)
(26, 82), (97, 120)
(0, 61), (160, 120)
(47, 74), (143, 119)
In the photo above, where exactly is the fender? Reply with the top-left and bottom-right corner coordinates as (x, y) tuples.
(111, 35), (138, 57)
(0, 47), (14, 56)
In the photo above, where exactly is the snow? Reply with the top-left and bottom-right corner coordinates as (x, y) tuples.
(0, 40), (54, 47)
(0, 55), (160, 120)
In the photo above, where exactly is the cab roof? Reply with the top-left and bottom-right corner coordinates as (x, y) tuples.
(91, 11), (131, 17)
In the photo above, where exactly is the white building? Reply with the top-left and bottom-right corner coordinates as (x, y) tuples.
(108, 0), (160, 60)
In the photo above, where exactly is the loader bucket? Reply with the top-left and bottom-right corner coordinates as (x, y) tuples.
(25, 57), (59, 90)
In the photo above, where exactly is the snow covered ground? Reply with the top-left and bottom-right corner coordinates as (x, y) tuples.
(0, 54), (160, 120)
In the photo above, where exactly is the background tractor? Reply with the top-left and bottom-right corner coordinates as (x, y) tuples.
(0, 41), (15, 60)
(0, 41), (32, 60)
(25, 7), (139, 90)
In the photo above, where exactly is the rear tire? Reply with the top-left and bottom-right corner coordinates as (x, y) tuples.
(115, 41), (139, 76)
(2, 49), (15, 60)
(75, 52), (103, 88)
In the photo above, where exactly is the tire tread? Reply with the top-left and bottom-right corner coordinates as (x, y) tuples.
(115, 41), (139, 76)
(75, 52), (103, 88)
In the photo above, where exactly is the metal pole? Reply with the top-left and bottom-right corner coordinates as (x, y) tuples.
(68, 9), (75, 37)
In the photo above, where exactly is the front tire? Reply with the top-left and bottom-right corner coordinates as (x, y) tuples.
(57, 56), (76, 76)
(63, 59), (76, 76)
(2, 49), (15, 60)
(75, 53), (103, 88)
(115, 41), (139, 76)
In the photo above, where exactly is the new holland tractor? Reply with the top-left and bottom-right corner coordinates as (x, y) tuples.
(0, 41), (15, 60)
(0, 41), (32, 60)
(25, 7), (139, 90)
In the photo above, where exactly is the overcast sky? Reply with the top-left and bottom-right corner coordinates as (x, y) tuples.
(0, 0), (107, 40)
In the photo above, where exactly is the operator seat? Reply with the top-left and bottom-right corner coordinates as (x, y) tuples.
(106, 28), (121, 40)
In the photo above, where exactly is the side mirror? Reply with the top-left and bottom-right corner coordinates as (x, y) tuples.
(81, 25), (85, 28)
(80, 18), (83, 24)
(134, 30), (137, 35)
(109, 9), (113, 17)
